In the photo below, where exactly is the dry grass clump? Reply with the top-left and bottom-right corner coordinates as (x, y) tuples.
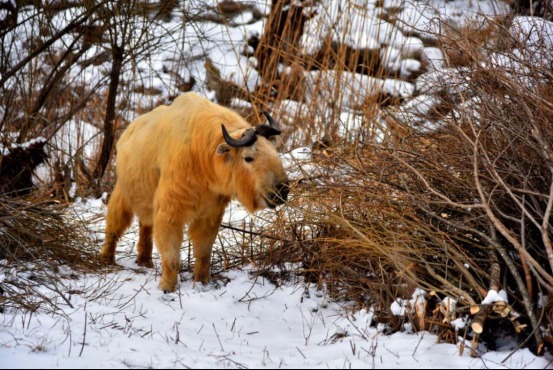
(0, 194), (103, 314)
(0, 195), (99, 266)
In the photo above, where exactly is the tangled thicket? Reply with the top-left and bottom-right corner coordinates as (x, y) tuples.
(258, 16), (553, 355)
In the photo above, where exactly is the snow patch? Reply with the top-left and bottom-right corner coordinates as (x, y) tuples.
(481, 289), (506, 305)
(390, 288), (427, 316)
(400, 36), (424, 59)
(421, 47), (445, 70)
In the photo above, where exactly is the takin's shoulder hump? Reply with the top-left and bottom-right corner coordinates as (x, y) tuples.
(172, 92), (210, 107)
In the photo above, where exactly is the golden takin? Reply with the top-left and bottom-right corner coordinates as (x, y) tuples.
(100, 92), (289, 292)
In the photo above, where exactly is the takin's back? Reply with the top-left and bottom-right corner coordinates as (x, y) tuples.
(114, 93), (252, 211)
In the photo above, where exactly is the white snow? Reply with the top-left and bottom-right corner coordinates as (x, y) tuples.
(421, 47), (446, 70)
(394, 2), (441, 39)
(393, 93), (442, 132)
(299, 0), (408, 55)
(510, 16), (553, 53)
(303, 70), (415, 110)
(481, 290), (506, 305)
(396, 0), (510, 39)
(0, 137), (46, 162)
(391, 298), (407, 316)
(487, 16), (553, 88)
(399, 58), (421, 78)
(2, 247), (549, 369)
(390, 288), (427, 317)
(400, 37), (424, 59)
(380, 46), (403, 72)
(0, 9), (8, 22)
(401, 94), (440, 117)
(442, 296), (457, 313)
(382, 0), (403, 9)
(2, 169), (550, 368)
(281, 147), (314, 181)
(348, 31), (381, 51)
(415, 67), (469, 95)
(498, 290), (509, 303)
(538, 293), (549, 309)
(451, 317), (467, 330)
(11, 137), (46, 150)
(382, 78), (415, 98)
(304, 70), (382, 108)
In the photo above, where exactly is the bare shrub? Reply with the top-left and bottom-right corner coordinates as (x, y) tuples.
(255, 14), (553, 355)
(250, 0), (412, 148)
(0, 0), (203, 196)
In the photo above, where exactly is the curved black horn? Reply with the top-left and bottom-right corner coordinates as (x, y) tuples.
(262, 111), (279, 129)
(256, 111), (281, 138)
(221, 125), (257, 148)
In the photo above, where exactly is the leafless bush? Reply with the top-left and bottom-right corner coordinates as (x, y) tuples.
(248, 0), (410, 148)
(253, 13), (553, 355)
(0, 0), (207, 197)
(0, 1), (181, 314)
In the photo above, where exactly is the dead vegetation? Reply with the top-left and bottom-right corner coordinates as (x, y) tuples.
(253, 13), (553, 356)
(0, 193), (104, 315)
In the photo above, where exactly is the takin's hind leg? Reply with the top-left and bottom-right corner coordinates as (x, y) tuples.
(100, 185), (133, 265)
(136, 223), (154, 268)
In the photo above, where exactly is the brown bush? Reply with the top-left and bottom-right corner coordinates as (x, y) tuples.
(254, 14), (553, 355)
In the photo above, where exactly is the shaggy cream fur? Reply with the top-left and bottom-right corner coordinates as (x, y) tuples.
(100, 92), (288, 292)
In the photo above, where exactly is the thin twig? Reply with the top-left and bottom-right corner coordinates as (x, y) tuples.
(212, 323), (224, 352)
(79, 304), (87, 357)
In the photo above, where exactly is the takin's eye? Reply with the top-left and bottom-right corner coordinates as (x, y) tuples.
(244, 156), (254, 163)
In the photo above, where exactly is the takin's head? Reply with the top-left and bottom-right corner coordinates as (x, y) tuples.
(214, 112), (289, 213)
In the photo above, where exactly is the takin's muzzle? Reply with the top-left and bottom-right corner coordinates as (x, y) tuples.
(266, 180), (290, 209)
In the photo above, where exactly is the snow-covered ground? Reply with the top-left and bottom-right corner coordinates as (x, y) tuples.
(1, 196), (552, 369)
(1, 271), (548, 369)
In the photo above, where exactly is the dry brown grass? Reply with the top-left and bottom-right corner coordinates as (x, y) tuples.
(0, 194), (105, 315)
(248, 10), (553, 355)
(223, 0), (408, 148)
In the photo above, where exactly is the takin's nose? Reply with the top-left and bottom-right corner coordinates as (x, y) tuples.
(268, 180), (289, 208)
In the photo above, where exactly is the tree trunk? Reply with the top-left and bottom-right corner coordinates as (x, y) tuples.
(255, 0), (309, 103)
(94, 45), (123, 187)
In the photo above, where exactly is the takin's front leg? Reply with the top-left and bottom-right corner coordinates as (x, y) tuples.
(189, 208), (225, 284)
(154, 219), (184, 292)
(153, 200), (186, 293)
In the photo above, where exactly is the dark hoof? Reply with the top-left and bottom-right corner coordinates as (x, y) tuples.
(159, 280), (177, 293)
(99, 253), (116, 265)
(136, 258), (154, 268)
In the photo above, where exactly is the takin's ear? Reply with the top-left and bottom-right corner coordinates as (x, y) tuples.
(216, 143), (233, 156)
